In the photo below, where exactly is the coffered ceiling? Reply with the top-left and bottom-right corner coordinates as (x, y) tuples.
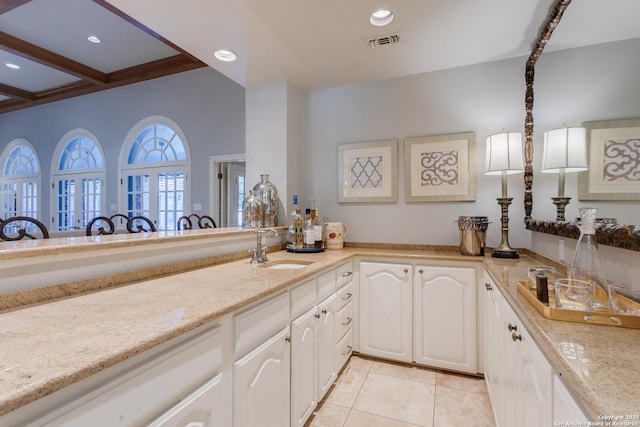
(1, 0), (639, 116)
(0, 0), (206, 114)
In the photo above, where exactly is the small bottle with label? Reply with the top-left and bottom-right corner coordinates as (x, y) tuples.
(288, 196), (302, 250)
(312, 208), (323, 248)
(304, 208), (315, 249)
(535, 269), (549, 305)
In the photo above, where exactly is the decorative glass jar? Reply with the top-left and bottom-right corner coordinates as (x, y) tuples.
(568, 207), (608, 310)
(242, 190), (264, 228)
(253, 174), (278, 227)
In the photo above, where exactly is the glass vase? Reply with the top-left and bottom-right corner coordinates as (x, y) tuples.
(253, 174), (278, 227)
(242, 190), (264, 228)
(568, 207), (608, 310)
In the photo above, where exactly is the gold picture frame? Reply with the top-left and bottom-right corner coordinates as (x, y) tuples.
(337, 139), (398, 203)
(578, 118), (640, 201)
(404, 132), (476, 202)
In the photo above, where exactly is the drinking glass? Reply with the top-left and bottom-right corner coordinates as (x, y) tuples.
(608, 285), (640, 316)
(554, 278), (594, 311)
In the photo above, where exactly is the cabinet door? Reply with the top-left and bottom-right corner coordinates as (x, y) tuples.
(233, 327), (291, 427)
(318, 293), (337, 399)
(413, 265), (476, 373)
(359, 262), (412, 362)
(148, 373), (226, 427)
(483, 273), (504, 424)
(514, 324), (552, 427)
(553, 374), (589, 423)
(290, 307), (318, 427)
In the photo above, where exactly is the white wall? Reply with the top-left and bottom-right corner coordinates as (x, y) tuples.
(306, 56), (528, 248)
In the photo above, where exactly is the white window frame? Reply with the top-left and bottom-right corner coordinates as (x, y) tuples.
(50, 129), (106, 231)
(119, 116), (191, 232)
(0, 138), (41, 220)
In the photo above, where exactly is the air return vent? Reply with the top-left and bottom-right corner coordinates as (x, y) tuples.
(367, 33), (401, 48)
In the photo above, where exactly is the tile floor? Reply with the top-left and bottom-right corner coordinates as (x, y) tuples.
(306, 356), (496, 427)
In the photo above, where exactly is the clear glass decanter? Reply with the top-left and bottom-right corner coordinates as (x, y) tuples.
(242, 190), (265, 228)
(253, 174), (278, 227)
(568, 207), (608, 310)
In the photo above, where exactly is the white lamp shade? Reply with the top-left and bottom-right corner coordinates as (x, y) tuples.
(484, 132), (524, 175)
(541, 127), (588, 173)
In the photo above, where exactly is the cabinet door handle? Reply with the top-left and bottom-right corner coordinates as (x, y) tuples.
(485, 282), (493, 291)
(343, 345), (353, 356)
(342, 317), (352, 326)
(404, 268), (409, 273)
(342, 271), (353, 277)
(315, 313), (321, 319)
(285, 336), (291, 343)
(342, 292), (352, 301)
(418, 269), (424, 274)
(511, 332), (522, 342)
(508, 323), (518, 332)
(322, 309), (327, 314)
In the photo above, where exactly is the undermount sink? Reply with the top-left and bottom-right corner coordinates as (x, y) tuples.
(261, 260), (314, 270)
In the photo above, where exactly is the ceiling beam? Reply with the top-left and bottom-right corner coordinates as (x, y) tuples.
(0, 31), (108, 85)
(0, 0), (30, 15)
(0, 82), (34, 101)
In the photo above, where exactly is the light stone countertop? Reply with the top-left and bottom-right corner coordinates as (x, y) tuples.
(0, 246), (638, 421)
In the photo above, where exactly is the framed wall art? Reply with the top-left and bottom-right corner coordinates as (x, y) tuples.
(337, 139), (397, 203)
(578, 118), (640, 201)
(404, 132), (476, 202)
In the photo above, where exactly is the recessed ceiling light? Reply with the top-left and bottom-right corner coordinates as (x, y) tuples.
(214, 50), (237, 62)
(370, 10), (395, 26)
(87, 35), (101, 44)
(6, 63), (20, 69)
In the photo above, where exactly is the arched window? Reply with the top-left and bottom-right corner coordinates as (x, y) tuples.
(51, 130), (105, 231)
(0, 138), (41, 220)
(119, 116), (191, 231)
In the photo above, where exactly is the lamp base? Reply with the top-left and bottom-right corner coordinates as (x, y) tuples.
(551, 197), (571, 221)
(491, 248), (520, 259)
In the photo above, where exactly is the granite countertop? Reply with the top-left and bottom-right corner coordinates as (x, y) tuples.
(0, 246), (637, 421)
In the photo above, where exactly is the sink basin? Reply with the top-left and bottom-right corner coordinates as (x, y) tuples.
(261, 260), (314, 270)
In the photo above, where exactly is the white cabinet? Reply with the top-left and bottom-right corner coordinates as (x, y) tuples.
(413, 265), (476, 373)
(359, 261), (412, 362)
(483, 272), (552, 427)
(233, 326), (291, 427)
(317, 293), (338, 399)
(148, 373), (225, 427)
(290, 306), (319, 427)
(553, 374), (589, 423)
(43, 325), (230, 427)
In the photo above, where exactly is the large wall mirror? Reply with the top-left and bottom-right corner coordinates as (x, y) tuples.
(524, 0), (640, 251)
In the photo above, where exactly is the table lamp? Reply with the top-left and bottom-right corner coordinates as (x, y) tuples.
(541, 126), (588, 221)
(485, 132), (524, 259)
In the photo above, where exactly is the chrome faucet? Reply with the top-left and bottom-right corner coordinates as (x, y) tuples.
(249, 227), (279, 264)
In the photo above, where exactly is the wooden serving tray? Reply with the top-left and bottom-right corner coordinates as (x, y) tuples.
(516, 280), (640, 329)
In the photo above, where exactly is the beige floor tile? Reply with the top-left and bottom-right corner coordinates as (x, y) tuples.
(347, 355), (375, 372)
(435, 371), (488, 395)
(344, 410), (422, 427)
(369, 360), (436, 385)
(433, 385), (496, 427)
(326, 364), (369, 408)
(307, 402), (351, 427)
(353, 372), (435, 427)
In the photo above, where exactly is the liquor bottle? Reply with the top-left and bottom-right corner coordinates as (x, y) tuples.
(287, 195), (299, 250)
(293, 202), (304, 250)
(312, 208), (323, 248)
(304, 208), (315, 249)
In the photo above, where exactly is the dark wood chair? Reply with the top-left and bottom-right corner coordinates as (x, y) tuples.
(86, 214), (157, 236)
(177, 214), (217, 230)
(0, 216), (50, 241)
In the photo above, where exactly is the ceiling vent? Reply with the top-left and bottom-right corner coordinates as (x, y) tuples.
(367, 33), (401, 48)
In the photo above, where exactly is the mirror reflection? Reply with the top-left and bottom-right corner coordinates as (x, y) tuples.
(528, 0), (640, 227)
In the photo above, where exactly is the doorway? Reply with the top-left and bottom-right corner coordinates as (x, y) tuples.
(209, 154), (245, 227)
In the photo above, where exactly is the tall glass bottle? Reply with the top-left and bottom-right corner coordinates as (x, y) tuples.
(568, 207), (608, 310)
(242, 190), (264, 228)
(253, 174), (278, 227)
(287, 195), (304, 250)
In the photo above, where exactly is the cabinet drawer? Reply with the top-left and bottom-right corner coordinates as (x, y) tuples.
(336, 262), (353, 288)
(317, 269), (336, 301)
(234, 292), (289, 356)
(336, 300), (353, 341)
(336, 281), (353, 310)
(336, 328), (353, 370)
(290, 278), (317, 318)
(45, 326), (224, 427)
